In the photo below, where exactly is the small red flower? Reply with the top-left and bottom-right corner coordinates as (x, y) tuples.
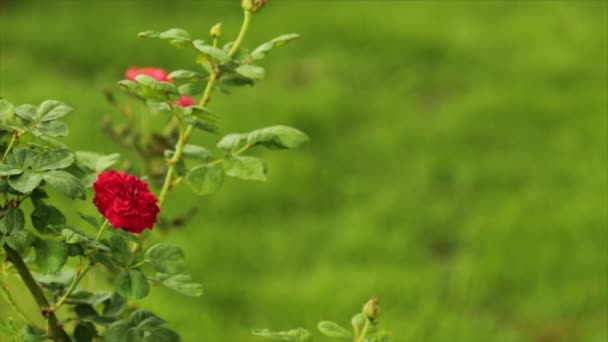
(125, 66), (172, 83)
(93, 170), (160, 234)
(175, 95), (195, 107)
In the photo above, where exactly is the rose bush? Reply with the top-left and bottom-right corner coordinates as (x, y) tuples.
(0, 1), (389, 341)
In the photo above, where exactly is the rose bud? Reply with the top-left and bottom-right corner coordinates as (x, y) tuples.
(210, 22), (223, 38)
(362, 297), (381, 321)
(175, 95), (195, 107)
(93, 170), (160, 234)
(242, 0), (267, 13)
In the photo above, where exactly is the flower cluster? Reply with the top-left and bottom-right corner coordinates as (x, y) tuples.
(125, 66), (195, 107)
(93, 170), (160, 233)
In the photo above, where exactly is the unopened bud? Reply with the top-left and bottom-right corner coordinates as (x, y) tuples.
(362, 297), (380, 321)
(242, 0), (267, 13)
(210, 23), (223, 38)
(241, 0), (253, 11)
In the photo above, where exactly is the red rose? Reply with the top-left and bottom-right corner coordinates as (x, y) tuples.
(125, 66), (172, 83)
(93, 170), (160, 234)
(175, 95), (195, 107)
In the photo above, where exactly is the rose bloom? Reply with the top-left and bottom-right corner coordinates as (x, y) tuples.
(175, 95), (195, 107)
(125, 66), (171, 83)
(125, 67), (196, 107)
(93, 170), (160, 234)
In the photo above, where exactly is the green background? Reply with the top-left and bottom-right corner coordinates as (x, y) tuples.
(1, 1), (607, 341)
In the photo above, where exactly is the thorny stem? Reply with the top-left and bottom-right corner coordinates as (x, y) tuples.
(3, 245), (70, 341)
(157, 9), (253, 207)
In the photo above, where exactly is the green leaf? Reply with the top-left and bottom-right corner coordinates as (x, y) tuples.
(0, 163), (22, 176)
(74, 321), (97, 342)
(216, 133), (248, 151)
(193, 40), (230, 63)
(31, 149), (75, 171)
(145, 327), (181, 342)
(247, 126), (309, 149)
(146, 101), (172, 113)
(103, 321), (132, 342)
(109, 235), (135, 267)
(236, 64), (265, 80)
(6, 230), (34, 254)
(217, 126), (309, 151)
(137, 30), (159, 38)
(42, 170), (86, 199)
(117, 80), (142, 95)
(4, 207), (25, 233)
(351, 313), (365, 331)
(61, 228), (89, 244)
(20, 325), (47, 342)
(75, 151), (120, 173)
(65, 290), (109, 305)
(34, 238), (69, 273)
(220, 75), (255, 87)
(181, 144), (214, 162)
(250, 33), (301, 60)
(135, 75), (180, 101)
(144, 243), (185, 275)
(169, 69), (208, 81)
(184, 116), (218, 133)
(158, 273), (203, 297)
(8, 171), (43, 193)
(114, 269), (150, 299)
(251, 328), (312, 342)
(37, 100), (72, 122)
(102, 293), (128, 318)
(158, 28), (190, 41)
(317, 321), (352, 339)
(178, 82), (205, 96)
(224, 155), (267, 181)
(0, 99), (15, 118)
(31, 202), (66, 234)
(37, 120), (68, 137)
(7, 148), (39, 169)
(185, 164), (224, 195)
(130, 311), (166, 329)
(14, 104), (37, 122)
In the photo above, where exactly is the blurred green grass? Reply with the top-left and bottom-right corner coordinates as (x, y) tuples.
(1, 1), (607, 341)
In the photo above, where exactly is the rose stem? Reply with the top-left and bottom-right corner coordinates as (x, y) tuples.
(3, 245), (70, 341)
(157, 8), (253, 207)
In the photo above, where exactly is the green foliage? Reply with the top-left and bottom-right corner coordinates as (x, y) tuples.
(224, 155), (267, 181)
(249, 34), (301, 60)
(217, 125), (309, 151)
(144, 243), (185, 275)
(251, 328), (311, 342)
(104, 311), (180, 342)
(155, 273), (203, 297)
(33, 238), (69, 273)
(317, 321), (352, 339)
(114, 269), (150, 299)
(185, 164), (224, 195)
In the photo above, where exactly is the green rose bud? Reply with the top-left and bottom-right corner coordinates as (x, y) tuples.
(210, 23), (223, 38)
(241, 0), (253, 11)
(242, 0), (267, 13)
(362, 296), (380, 321)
